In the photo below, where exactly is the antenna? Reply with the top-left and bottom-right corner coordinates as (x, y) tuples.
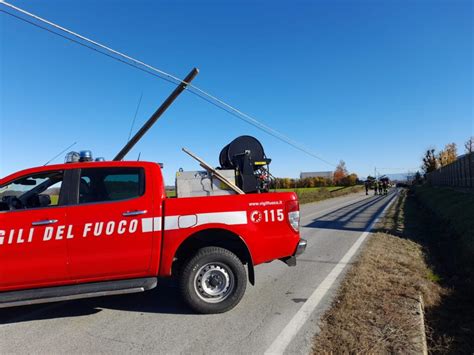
(127, 92), (143, 142)
(43, 141), (77, 166)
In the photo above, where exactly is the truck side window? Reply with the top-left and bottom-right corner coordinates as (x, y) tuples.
(78, 168), (144, 204)
(0, 171), (64, 211)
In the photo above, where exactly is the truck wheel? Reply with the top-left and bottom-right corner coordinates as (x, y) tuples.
(180, 246), (247, 314)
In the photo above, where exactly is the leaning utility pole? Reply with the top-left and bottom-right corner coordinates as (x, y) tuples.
(114, 67), (199, 161)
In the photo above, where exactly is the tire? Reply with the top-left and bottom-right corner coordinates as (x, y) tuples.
(179, 246), (247, 314)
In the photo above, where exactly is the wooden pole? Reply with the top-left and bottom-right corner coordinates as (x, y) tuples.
(114, 68), (199, 161)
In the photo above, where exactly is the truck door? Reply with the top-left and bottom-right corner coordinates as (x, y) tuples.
(0, 170), (69, 290)
(65, 166), (156, 281)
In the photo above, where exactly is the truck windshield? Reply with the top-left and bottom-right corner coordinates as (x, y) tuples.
(0, 171), (64, 210)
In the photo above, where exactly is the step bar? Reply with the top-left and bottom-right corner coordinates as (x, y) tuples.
(0, 277), (158, 308)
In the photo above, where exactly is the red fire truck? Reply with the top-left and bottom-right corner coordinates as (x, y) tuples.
(0, 160), (305, 313)
(0, 69), (306, 313)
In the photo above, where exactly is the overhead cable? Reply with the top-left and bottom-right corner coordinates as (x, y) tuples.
(1, 1), (336, 167)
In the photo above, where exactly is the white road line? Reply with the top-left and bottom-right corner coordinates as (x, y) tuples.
(265, 190), (399, 355)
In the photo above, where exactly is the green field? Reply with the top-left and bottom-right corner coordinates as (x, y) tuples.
(279, 186), (363, 204)
(166, 185), (363, 204)
(50, 195), (59, 205)
(166, 190), (176, 198)
(274, 186), (346, 193)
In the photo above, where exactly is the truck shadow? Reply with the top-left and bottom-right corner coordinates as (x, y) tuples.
(0, 279), (193, 325)
(1, 193), (397, 325)
(303, 193), (396, 232)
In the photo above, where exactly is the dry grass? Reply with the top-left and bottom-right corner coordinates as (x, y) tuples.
(297, 185), (364, 205)
(313, 190), (441, 354)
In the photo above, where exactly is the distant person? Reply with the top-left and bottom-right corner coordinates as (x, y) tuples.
(383, 180), (388, 195)
(379, 181), (384, 196)
(365, 180), (369, 195)
(373, 180), (378, 195)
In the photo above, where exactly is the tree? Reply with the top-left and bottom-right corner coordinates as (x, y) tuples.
(343, 173), (358, 186)
(333, 160), (348, 185)
(438, 143), (457, 167)
(465, 136), (474, 154)
(466, 137), (473, 188)
(422, 148), (438, 174)
(414, 171), (422, 184)
(281, 178), (291, 189)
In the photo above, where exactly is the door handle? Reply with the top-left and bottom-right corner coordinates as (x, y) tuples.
(32, 219), (58, 226)
(122, 210), (147, 217)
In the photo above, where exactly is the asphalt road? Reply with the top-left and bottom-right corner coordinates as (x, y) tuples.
(0, 189), (398, 354)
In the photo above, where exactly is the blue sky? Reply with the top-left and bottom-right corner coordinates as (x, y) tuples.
(1, 0), (472, 184)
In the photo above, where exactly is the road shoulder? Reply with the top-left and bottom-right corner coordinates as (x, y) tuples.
(312, 189), (440, 353)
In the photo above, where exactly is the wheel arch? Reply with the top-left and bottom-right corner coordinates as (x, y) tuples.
(172, 228), (255, 285)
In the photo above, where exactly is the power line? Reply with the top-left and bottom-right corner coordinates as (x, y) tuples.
(184, 89), (336, 166)
(1, 1), (182, 85)
(1, 1), (336, 167)
(0, 10), (179, 87)
(1, 2), (335, 166)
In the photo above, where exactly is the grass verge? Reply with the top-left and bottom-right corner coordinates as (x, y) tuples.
(312, 189), (440, 353)
(312, 187), (474, 353)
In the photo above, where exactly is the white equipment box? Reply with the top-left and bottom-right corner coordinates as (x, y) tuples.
(176, 170), (237, 197)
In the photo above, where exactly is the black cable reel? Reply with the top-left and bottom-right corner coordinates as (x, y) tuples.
(219, 136), (272, 193)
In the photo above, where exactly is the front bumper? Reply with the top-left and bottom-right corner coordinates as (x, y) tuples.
(281, 238), (307, 267)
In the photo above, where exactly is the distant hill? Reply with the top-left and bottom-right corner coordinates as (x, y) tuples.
(0, 190), (22, 198)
